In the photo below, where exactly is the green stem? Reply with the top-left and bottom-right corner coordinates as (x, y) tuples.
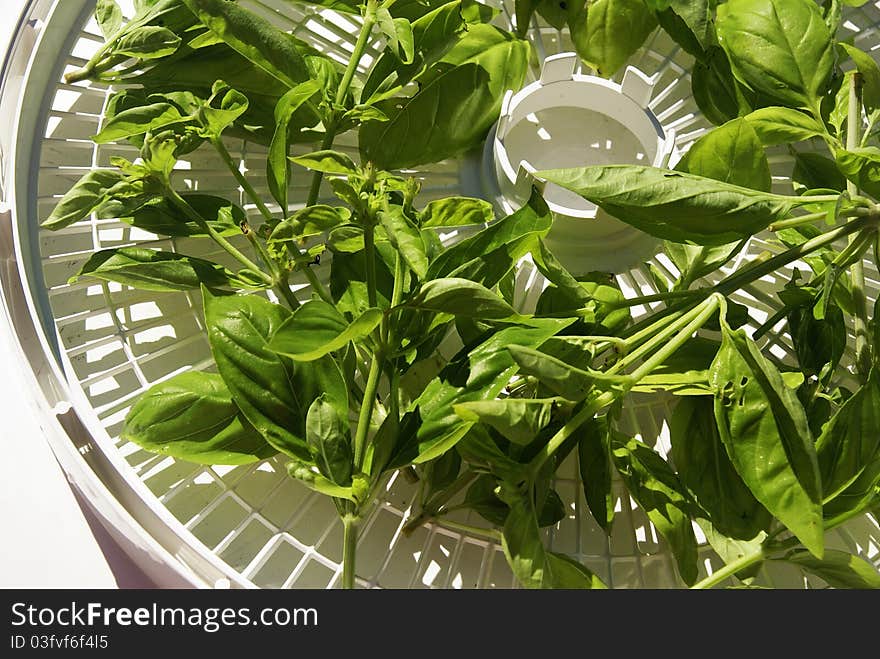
(768, 210), (837, 232)
(364, 223), (378, 308)
(353, 353), (383, 471)
(690, 549), (765, 589)
(305, 1), (379, 205)
(435, 518), (502, 542)
(165, 187), (271, 282)
(528, 393), (616, 477)
(625, 296), (721, 383)
(211, 137), (275, 224)
(846, 72), (872, 381)
(341, 514), (359, 589)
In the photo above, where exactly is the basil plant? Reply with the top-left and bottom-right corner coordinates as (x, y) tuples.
(46, 0), (880, 589)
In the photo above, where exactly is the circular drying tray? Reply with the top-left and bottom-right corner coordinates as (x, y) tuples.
(1, 0), (878, 588)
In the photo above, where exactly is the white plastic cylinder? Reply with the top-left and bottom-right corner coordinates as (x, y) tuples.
(487, 53), (676, 275)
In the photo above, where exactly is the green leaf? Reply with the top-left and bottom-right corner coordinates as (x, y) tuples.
(835, 147), (880, 199)
(420, 196), (494, 228)
(267, 81), (322, 209)
(545, 552), (607, 589)
(570, 0), (658, 77)
(290, 150), (359, 176)
(780, 549), (880, 588)
(743, 107), (827, 146)
(42, 170), (126, 230)
(361, 0), (467, 103)
(678, 117), (771, 191)
(839, 43), (880, 113)
(203, 288), (346, 460)
(115, 26), (182, 59)
(93, 102), (186, 144)
(577, 415), (614, 532)
(454, 398), (558, 445)
(409, 278), (520, 319)
(788, 301), (846, 376)
(456, 426), (527, 484)
(122, 371), (275, 465)
(656, 0), (713, 57)
(692, 46), (753, 126)
(816, 371), (880, 501)
(507, 345), (607, 401)
(538, 165), (811, 245)
(611, 434), (699, 585)
(70, 247), (243, 292)
(716, 0), (835, 111)
(181, 0), (311, 89)
(427, 188), (552, 286)
(306, 395), (352, 486)
(268, 300), (383, 361)
(710, 323), (824, 557)
(793, 151), (846, 194)
(286, 460), (361, 502)
(377, 9), (415, 64)
(268, 206), (349, 255)
(199, 81), (250, 137)
(112, 193), (243, 238)
(671, 397), (772, 539)
(380, 207), (429, 278)
(96, 0), (123, 41)
(405, 319), (572, 464)
(360, 24), (529, 169)
(502, 497), (548, 588)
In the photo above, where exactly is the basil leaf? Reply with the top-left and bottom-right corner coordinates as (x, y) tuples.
(538, 165), (810, 245)
(835, 147), (880, 199)
(409, 277), (520, 319)
(420, 196), (494, 228)
(716, 0), (834, 112)
(204, 289), (310, 459)
(788, 301), (846, 376)
(570, 0), (658, 77)
(115, 26), (182, 59)
(181, 0), (311, 88)
(380, 207), (429, 278)
(306, 395), (352, 486)
(402, 318), (572, 465)
(96, 0), (124, 41)
(122, 371), (275, 465)
(657, 0), (713, 57)
(454, 398), (558, 445)
(839, 43), (880, 113)
(266, 81), (322, 210)
(671, 397), (772, 540)
(710, 323), (824, 557)
(114, 193), (243, 238)
(779, 549), (880, 588)
(456, 426), (527, 483)
(42, 170), (126, 230)
(545, 552), (607, 589)
(816, 371), (880, 501)
(70, 247), (244, 292)
(377, 9), (415, 64)
(290, 150), (360, 176)
(93, 102), (186, 144)
(199, 81), (250, 137)
(793, 151), (846, 194)
(507, 345), (603, 401)
(502, 497), (548, 588)
(692, 46), (753, 126)
(744, 107), (828, 146)
(360, 24), (529, 169)
(577, 415), (614, 532)
(427, 188), (551, 286)
(269, 300), (383, 361)
(611, 434), (699, 586)
(361, 0), (466, 103)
